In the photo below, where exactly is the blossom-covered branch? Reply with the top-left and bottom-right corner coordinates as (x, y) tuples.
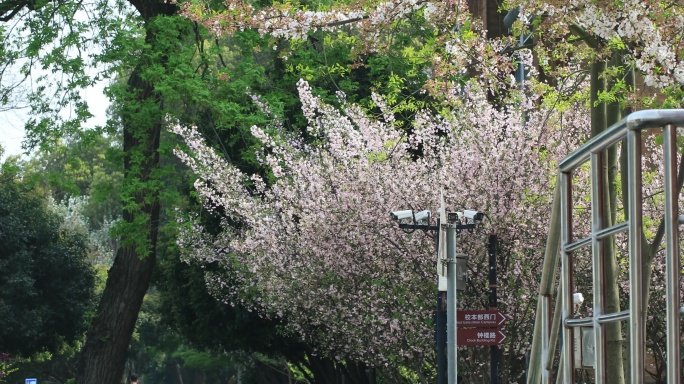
(171, 78), (587, 374)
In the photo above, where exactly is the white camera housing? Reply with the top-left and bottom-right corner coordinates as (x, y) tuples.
(573, 292), (585, 312)
(573, 292), (584, 306)
(463, 210), (484, 223)
(390, 210), (413, 221)
(413, 210), (431, 224)
(447, 212), (462, 224)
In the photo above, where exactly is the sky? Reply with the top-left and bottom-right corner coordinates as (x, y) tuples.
(1, 109), (27, 159)
(0, 81), (109, 161)
(0, 9), (111, 162)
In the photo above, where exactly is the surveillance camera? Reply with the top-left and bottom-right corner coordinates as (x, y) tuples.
(573, 292), (584, 312)
(463, 210), (484, 223)
(390, 210), (413, 221)
(447, 212), (460, 224)
(572, 292), (584, 306)
(413, 210), (431, 224)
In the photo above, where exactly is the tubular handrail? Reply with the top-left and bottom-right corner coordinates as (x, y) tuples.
(560, 109), (684, 171)
(529, 109), (684, 384)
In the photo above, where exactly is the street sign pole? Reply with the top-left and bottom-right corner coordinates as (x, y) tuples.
(489, 234), (499, 384)
(436, 290), (447, 384)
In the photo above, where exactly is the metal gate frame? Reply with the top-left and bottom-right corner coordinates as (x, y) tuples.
(539, 109), (684, 384)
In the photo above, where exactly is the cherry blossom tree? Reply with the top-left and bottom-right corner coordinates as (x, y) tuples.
(171, 74), (589, 380)
(514, 0), (684, 89)
(170, 0), (684, 381)
(510, 2), (684, 381)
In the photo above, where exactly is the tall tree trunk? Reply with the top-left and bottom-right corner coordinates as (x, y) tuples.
(590, 59), (625, 384)
(175, 363), (185, 384)
(77, 247), (158, 383)
(76, 72), (161, 384)
(76, 1), (175, 381)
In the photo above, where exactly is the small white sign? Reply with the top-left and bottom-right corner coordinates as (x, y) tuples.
(26, 379), (38, 384)
(438, 275), (447, 291)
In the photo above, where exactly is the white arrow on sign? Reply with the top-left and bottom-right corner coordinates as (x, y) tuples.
(497, 312), (508, 326)
(498, 330), (507, 344)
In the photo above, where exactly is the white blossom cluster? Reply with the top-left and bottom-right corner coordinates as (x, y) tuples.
(521, 0), (684, 88)
(170, 0), (684, 377)
(170, 76), (588, 369)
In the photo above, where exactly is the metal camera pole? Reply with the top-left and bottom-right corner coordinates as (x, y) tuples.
(446, 220), (458, 384)
(394, 206), (480, 384)
(435, 219), (447, 384)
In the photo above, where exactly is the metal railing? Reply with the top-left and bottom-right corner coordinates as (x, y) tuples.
(530, 109), (684, 384)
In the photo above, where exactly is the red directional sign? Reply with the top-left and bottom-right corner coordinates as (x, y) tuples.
(457, 310), (507, 328)
(457, 328), (507, 346)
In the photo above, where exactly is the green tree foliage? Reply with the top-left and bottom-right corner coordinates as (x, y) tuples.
(156, 235), (379, 383)
(0, 162), (95, 357)
(22, 132), (124, 231)
(154, 233), (308, 382)
(0, 0), (447, 381)
(125, 285), (273, 384)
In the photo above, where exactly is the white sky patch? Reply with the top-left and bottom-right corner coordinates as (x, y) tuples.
(0, 4), (123, 161)
(0, 79), (109, 161)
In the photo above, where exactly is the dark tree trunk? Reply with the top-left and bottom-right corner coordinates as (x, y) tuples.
(76, 1), (175, 382)
(76, 72), (161, 383)
(77, 246), (158, 384)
